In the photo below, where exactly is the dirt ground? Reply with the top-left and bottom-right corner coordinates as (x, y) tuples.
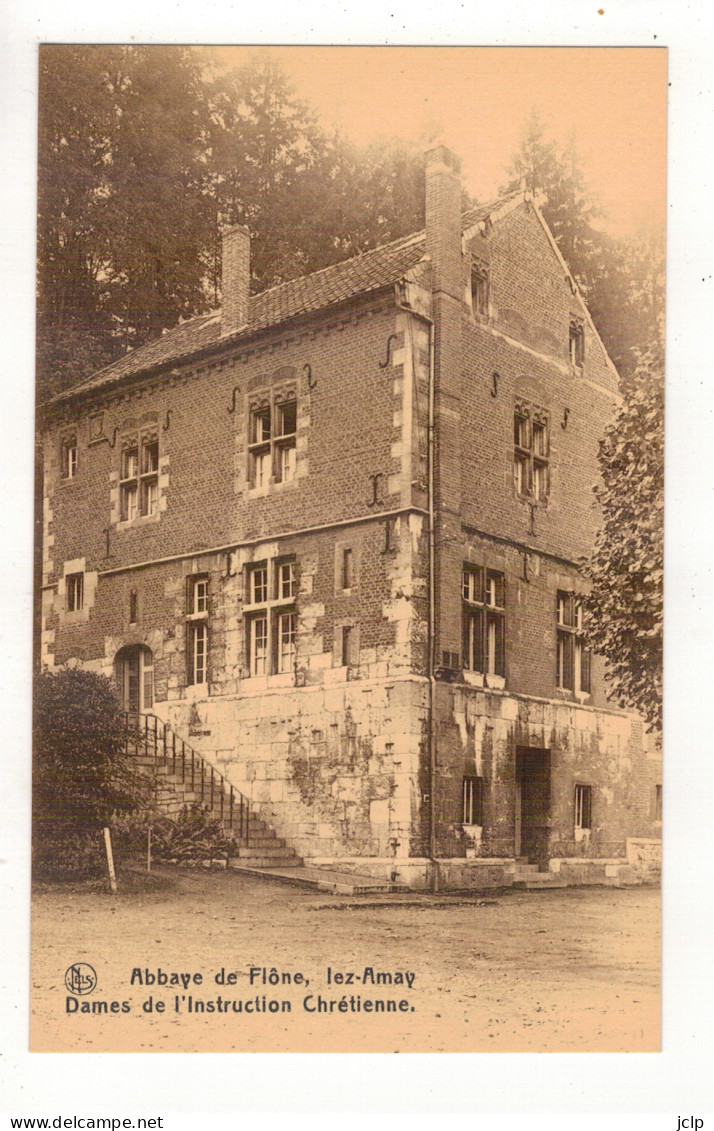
(31, 867), (660, 1053)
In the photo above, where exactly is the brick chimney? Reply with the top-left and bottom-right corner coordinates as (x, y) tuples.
(221, 224), (250, 338)
(425, 143), (463, 301)
(424, 143), (464, 672)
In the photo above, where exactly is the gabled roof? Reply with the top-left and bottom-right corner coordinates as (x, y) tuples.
(49, 190), (525, 405)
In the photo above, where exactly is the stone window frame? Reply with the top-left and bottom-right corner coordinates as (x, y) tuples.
(513, 398), (550, 503)
(65, 571), (84, 613)
(244, 556), (298, 676)
(462, 775), (484, 827)
(574, 782), (593, 831)
(247, 385), (298, 492)
(569, 315), (585, 369)
(186, 574), (210, 687)
(556, 591), (592, 696)
(118, 421), (160, 525)
(334, 539), (361, 594)
(462, 565), (505, 678)
(60, 433), (78, 481)
(468, 249), (491, 319)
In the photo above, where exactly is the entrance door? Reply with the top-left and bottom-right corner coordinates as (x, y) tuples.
(115, 646), (154, 717)
(515, 747), (551, 864)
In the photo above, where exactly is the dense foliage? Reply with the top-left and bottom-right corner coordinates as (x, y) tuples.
(37, 47), (427, 399)
(505, 111), (664, 731)
(114, 807), (236, 867)
(585, 347), (664, 732)
(33, 667), (147, 832)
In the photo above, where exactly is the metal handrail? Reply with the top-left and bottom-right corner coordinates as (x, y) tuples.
(124, 711), (251, 843)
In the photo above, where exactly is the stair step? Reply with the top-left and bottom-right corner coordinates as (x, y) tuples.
(514, 876), (569, 889)
(231, 864), (405, 894)
(130, 718), (304, 874)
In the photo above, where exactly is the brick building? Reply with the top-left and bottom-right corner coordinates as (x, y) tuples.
(38, 144), (661, 888)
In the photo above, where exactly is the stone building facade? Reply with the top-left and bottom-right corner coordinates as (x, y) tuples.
(39, 145), (662, 888)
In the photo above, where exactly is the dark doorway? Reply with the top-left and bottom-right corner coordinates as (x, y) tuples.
(515, 747), (551, 865)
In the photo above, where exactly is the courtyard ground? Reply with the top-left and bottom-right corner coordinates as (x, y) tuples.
(31, 867), (660, 1053)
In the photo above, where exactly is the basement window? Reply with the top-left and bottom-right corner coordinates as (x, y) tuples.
(462, 566), (505, 677)
(574, 784), (592, 831)
(556, 592), (591, 694)
(462, 776), (484, 826)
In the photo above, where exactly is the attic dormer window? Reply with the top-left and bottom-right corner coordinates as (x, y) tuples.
(569, 318), (585, 367)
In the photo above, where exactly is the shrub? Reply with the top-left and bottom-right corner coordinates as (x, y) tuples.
(33, 667), (150, 879)
(113, 807), (235, 866)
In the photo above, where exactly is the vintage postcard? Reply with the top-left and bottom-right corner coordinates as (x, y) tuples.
(30, 44), (665, 1054)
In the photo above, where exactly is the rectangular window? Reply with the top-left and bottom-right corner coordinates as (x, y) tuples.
(277, 560), (296, 601)
(514, 404), (549, 501)
(66, 572), (84, 612)
(249, 614), (268, 676)
(342, 548), (354, 590)
(245, 558), (298, 676)
(556, 592), (591, 694)
(61, 437), (77, 480)
(248, 394), (297, 488)
(188, 575), (209, 615)
(574, 784), (592, 830)
(462, 776), (484, 825)
(569, 320), (585, 367)
(247, 565), (268, 605)
(277, 611), (297, 673)
(462, 566), (505, 677)
(188, 621), (208, 685)
(129, 589), (138, 624)
(341, 624), (355, 667)
(654, 784), (662, 822)
(471, 266), (489, 317)
(120, 429), (159, 520)
(186, 576), (209, 685)
(251, 406), (271, 444)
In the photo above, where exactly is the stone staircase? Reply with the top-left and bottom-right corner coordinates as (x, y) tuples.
(513, 860), (568, 890)
(128, 713), (303, 870)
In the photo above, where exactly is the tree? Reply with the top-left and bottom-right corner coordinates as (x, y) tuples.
(503, 110), (603, 293)
(37, 45), (216, 399)
(585, 346), (664, 733)
(503, 110), (665, 380)
(33, 667), (147, 832)
(37, 47), (436, 402)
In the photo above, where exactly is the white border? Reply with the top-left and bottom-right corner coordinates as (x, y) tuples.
(2, 1), (713, 1117)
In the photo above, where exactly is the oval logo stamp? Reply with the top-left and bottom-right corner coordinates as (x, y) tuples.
(64, 963), (97, 996)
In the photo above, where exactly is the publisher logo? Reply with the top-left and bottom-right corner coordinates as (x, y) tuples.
(64, 963), (97, 995)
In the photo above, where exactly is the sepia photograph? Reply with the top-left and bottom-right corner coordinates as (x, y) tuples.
(30, 44), (665, 1055)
